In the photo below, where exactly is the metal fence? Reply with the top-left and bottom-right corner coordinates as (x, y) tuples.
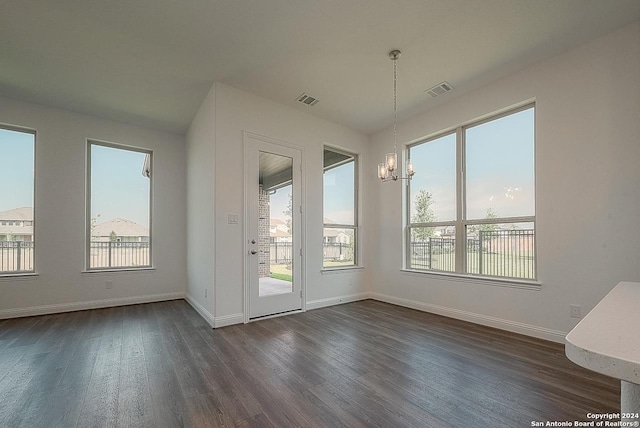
(0, 241), (34, 272)
(269, 242), (355, 264)
(409, 229), (535, 279)
(467, 229), (535, 279)
(409, 238), (456, 272)
(1, 241), (150, 272)
(3, 231), (532, 277)
(270, 241), (293, 264)
(322, 242), (354, 263)
(89, 241), (150, 268)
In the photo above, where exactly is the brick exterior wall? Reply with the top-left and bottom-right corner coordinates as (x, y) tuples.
(258, 186), (270, 278)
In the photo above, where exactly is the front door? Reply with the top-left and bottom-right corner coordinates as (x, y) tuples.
(246, 135), (303, 319)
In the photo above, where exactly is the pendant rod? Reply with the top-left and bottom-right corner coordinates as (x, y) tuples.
(378, 49), (413, 182)
(393, 52), (397, 156)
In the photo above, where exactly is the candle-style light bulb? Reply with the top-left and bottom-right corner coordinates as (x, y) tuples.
(406, 160), (414, 177)
(385, 153), (397, 172)
(378, 163), (388, 180)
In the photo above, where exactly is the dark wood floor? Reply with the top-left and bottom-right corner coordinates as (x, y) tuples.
(0, 299), (619, 427)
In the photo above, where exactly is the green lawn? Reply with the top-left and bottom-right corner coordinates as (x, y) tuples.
(466, 251), (535, 279)
(270, 261), (356, 280)
(410, 250), (535, 279)
(270, 263), (292, 282)
(323, 260), (355, 268)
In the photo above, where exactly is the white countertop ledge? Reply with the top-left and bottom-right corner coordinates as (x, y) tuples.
(565, 281), (640, 384)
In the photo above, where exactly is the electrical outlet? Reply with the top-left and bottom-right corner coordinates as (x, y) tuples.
(570, 304), (581, 318)
(205, 288), (208, 298)
(105, 280), (113, 290)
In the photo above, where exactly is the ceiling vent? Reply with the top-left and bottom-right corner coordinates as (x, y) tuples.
(296, 93), (319, 106)
(425, 81), (454, 97)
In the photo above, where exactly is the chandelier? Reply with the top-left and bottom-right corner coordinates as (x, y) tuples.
(378, 49), (414, 182)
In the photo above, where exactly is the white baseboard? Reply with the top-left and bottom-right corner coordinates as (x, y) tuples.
(206, 293), (371, 327)
(306, 292), (371, 311)
(0, 292), (184, 320)
(214, 313), (243, 328)
(370, 292), (567, 344)
(0, 288), (567, 343)
(184, 293), (215, 328)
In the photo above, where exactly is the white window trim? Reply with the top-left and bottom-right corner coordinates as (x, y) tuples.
(0, 272), (39, 280)
(405, 103), (537, 282)
(399, 268), (542, 290)
(86, 139), (153, 271)
(0, 124), (37, 275)
(322, 146), (359, 270)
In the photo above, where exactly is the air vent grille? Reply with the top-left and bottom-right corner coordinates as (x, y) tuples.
(425, 81), (454, 97)
(296, 93), (319, 106)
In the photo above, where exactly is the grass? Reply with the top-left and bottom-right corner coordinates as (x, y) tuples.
(269, 260), (357, 280)
(270, 263), (292, 282)
(323, 260), (355, 268)
(410, 250), (535, 279)
(270, 272), (292, 282)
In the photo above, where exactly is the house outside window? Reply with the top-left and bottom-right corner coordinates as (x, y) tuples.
(0, 126), (35, 274)
(87, 140), (152, 270)
(323, 147), (358, 269)
(406, 104), (536, 280)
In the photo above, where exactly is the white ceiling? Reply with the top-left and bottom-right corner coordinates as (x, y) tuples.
(1, 1), (639, 135)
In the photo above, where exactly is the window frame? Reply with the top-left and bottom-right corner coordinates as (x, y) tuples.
(405, 103), (536, 281)
(322, 146), (359, 270)
(0, 124), (37, 276)
(85, 139), (153, 272)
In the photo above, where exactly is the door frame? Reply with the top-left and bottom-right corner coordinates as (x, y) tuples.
(243, 131), (306, 323)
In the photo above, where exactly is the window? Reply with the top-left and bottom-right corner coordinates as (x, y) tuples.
(407, 105), (535, 280)
(323, 147), (358, 268)
(0, 126), (35, 274)
(87, 141), (152, 270)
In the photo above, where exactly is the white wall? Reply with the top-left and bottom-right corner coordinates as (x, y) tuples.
(185, 86), (216, 324)
(212, 83), (371, 320)
(4, 21), (636, 341)
(369, 21), (640, 341)
(0, 96), (187, 317)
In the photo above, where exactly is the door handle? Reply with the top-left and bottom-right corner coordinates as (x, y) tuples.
(250, 250), (258, 255)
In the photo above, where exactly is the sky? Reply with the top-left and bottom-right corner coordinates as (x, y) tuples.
(1, 128), (150, 228)
(0, 128), (34, 213)
(91, 144), (150, 228)
(269, 184), (291, 223)
(3, 107), (531, 230)
(269, 160), (355, 226)
(323, 161), (355, 225)
(410, 133), (457, 221)
(409, 107), (534, 222)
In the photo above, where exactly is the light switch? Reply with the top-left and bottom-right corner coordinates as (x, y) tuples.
(228, 214), (239, 224)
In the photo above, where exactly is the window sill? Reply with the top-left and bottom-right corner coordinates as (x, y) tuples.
(0, 272), (39, 281)
(82, 267), (156, 275)
(400, 269), (541, 290)
(321, 266), (364, 275)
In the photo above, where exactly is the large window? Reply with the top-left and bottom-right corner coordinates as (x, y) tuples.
(87, 141), (152, 270)
(323, 147), (358, 268)
(407, 105), (535, 280)
(0, 126), (35, 274)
